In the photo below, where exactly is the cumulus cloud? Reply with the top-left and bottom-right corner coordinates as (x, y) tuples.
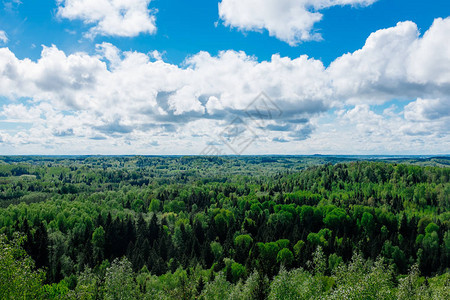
(218, 0), (377, 45)
(404, 98), (450, 122)
(0, 31), (8, 44)
(0, 18), (449, 154)
(0, 44), (330, 153)
(328, 18), (450, 104)
(0, 43), (328, 142)
(0, 45), (107, 109)
(56, 0), (157, 38)
(406, 17), (450, 85)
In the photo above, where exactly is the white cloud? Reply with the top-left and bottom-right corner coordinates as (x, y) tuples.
(218, 0), (377, 45)
(406, 18), (450, 85)
(404, 98), (450, 122)
(0, 103), (42, 121)
(306, 104), (449, 155)
(167, 86), (205, 115)
(0, 45), (107, 109)
(0, 31), (8, 44)
(0, 44), (330, 153)
(328, 18), (450, 104)
(57, 0), (157, 38)
(0, 18), (449, 154)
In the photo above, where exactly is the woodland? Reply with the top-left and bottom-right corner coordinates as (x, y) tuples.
(0, 155), (448, 299)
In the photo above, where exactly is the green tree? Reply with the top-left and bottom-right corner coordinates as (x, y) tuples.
(293, 240), (305, 259)
(92, 226), (105, 264)
(104, 257), (136, 300)
(42, 280), (70, 299)
(277, 248), (294, 267)
(74, 267), (100, 300)
(419, 222), (440, 275)
(328, 253), (343, 272)
(268, 267), (324, 300)
(210, 241), (223, 262)
(0, 234), (45, 299)
(149, 198), (161, 213)
(328, 253), (394, 300)
(307, 228), (331, 248)
(201, 272), (231, 300)
(257, 242), (281, 276)
(230, 262), (246, 283)
(360, 212), (375, 236)
(234, 234), (253, 264)
(396, 264), (430, 300)
(324, 207), (348, 234)
(132, 199), (145, 213)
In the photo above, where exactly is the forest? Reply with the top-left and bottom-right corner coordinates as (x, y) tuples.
(0, 155), (448, 299)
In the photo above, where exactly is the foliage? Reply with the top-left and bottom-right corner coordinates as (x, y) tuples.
(104, 257), (136, 300)
(0, 156), (448, 299)
(0, 233), (45, 299)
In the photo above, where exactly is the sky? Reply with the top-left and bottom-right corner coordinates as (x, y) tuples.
(0, 0), (449, 155)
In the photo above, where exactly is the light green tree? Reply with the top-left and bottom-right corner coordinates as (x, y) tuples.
(74, 267), (100, 300)
(269, 267), (324, 300)
(149, 198), (161, 213)
(200, 272), (231, 300)
(0, 234), (45, 300)
(104, 257), (136, 300)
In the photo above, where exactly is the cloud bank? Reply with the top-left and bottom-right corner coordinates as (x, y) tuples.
(0, 18), (449, 154)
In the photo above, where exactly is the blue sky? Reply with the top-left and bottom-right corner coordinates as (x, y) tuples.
(0, 0), (449, 154)
(4, 0), (449, 65)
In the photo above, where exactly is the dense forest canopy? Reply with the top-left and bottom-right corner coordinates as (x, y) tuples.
(0, 156), (448, 299)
